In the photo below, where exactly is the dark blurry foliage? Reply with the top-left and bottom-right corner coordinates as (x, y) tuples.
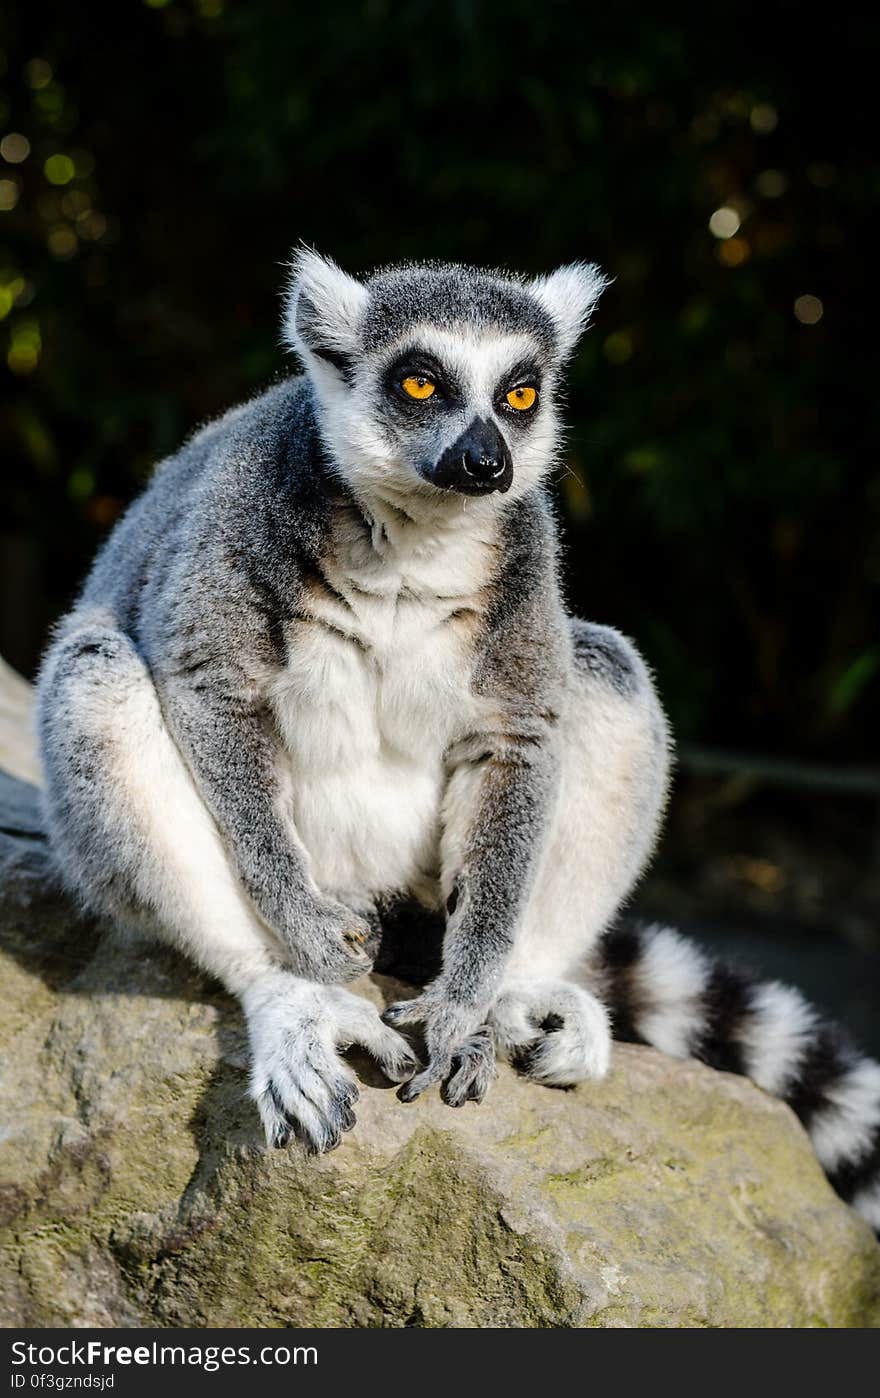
(0, 0), (878, 760)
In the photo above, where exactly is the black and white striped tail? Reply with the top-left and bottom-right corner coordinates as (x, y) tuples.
(590, 922), (880, 1230)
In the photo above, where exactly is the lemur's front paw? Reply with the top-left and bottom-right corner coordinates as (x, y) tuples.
(383, 984), (495, 1105)
(288, 900), (378, 985)
(245, 975), (418, 1153)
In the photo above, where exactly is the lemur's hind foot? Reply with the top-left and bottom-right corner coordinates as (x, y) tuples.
(491, 981), (611, 1087)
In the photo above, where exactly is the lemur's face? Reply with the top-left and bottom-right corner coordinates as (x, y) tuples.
(285, 254), (607, 512)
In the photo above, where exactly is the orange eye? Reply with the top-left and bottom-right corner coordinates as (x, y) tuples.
(401, 375), (436, 400)
(506, 385), (537, 411)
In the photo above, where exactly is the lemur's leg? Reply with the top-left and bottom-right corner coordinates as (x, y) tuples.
(36, 617), (417, 1151)
(490, 622), (671, 1087)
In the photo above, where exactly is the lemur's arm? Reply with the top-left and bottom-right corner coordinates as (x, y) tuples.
(157, 644), (373, 986)
(385, 712), (561, 1100)
(384, 507), (566, 1100)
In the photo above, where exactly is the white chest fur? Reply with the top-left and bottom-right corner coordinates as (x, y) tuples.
(267, 503), (495, 909)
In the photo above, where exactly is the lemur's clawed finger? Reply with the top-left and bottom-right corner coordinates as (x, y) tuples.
(397, 1058), (449, 1103)
(381, 996), (427, 1029)
(258, 1082), (298, 1150)
(284, 901), (380, 988)
(261, 1048), (360, 1153)
(441, 1029), (496, 1107)
(255, 1071), (354, 1154)
(372, 1033), (420, 1084)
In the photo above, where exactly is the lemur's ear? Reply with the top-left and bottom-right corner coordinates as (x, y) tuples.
(528, 262), (610, 359)
(283, 249), (368, 373)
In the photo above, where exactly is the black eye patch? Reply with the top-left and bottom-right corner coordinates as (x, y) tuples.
(495, 358), (543, 420)
(382, 348), (461, 406)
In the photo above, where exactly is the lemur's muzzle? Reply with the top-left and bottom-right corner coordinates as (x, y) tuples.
(425, 417), (513, 495)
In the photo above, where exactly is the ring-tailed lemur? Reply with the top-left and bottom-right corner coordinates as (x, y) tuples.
(36, 252), (880, 1230)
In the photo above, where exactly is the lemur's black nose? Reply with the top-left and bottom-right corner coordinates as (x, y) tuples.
(427, 417), (513, 495)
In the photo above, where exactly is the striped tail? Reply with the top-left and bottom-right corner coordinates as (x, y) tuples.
(590, 922), (880, 1230)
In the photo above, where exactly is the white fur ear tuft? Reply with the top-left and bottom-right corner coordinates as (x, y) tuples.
(282, 248), (368, 371)
(529, 262), (610, 359)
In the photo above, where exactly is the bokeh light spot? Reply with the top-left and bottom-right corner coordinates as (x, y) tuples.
(717, 237), (749, 267)
(0, 274), (26, 321)
(709, 206), (741, 239)
(624, 447), (661, 473)
(67, 466), (95, 502)
(1, 132), (31, 163)
(729, 856), (787, 895)
(24, 58), (53, 89)
(794, 294), (823, 325)
(47, 225), (78, 259)
(750, 102), (778, 134)
(0, 178), (19, 211)
(44, 153), (75, 185)
(8, 346), (38, 373)
(7, 316), (41, 374)
(76, 209), (107, 240)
